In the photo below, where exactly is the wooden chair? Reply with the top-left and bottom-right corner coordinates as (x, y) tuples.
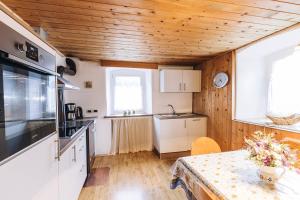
(191, 137), (221, 156)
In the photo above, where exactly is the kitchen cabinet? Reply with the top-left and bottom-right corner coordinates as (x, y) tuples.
(159, 69), (183, 92)
(59, 131), (87, 200)
(154, 116), (207, 153)
(0, 134), (59, 200)
(186, 117), (207, 149)
(182, 70), (201, 92)
(160, 69), (201, 92)
(157, 118), (188, 153)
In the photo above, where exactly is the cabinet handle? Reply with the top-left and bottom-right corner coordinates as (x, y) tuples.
(184, 83), (186, 91)
(192, 119), (200, 121)
(179, 83), (182, 91)
(54, 139), (60, 161)
(184, 120), (186, 128)
(72, 146), (77, 162)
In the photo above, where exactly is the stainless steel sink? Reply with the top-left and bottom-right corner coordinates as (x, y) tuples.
(157, 113), (197, 119)
(158, 114), (179, 118)
(177, 113), (196, 117)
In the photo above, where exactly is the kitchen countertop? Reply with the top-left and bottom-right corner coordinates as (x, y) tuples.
(59, 119), (95, 155)
(154, 113), (207, 120)
(104, 114), (153, 119)
(75, 116), (98, 121)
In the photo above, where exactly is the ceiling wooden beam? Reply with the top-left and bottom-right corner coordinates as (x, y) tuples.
(101, 60), (158, 69)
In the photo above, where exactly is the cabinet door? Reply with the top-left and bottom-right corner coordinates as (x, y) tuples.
(59, 132), (87, 200)
(59, 143), (78, 200)
(187, 118), (207, 150)
(182, 70), (201, 92)
(0, 134), (59, 200)
(76, 133), (87, 193)
(160, 69), (183, 92)
(160, 119), (188, 153)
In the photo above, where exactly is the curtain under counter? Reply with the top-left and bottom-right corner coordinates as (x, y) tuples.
(110, 116), (153, 155)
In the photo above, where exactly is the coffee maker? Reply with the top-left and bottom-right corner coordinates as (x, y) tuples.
(65, 103), (76, 121)
(75, 106), (83, 119)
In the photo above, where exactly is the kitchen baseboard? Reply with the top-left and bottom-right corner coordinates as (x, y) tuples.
(153, 148), (190, 160)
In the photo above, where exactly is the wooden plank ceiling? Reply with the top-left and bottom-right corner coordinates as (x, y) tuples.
(2, 0), (300, 64)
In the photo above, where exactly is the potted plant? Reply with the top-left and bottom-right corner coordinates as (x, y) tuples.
(245, 131), (297, 184)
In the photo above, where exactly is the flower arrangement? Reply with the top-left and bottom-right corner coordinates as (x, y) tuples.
(245, 131), (297, 168)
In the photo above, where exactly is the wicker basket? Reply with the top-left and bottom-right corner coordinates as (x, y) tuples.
(266, 114), (300, 125)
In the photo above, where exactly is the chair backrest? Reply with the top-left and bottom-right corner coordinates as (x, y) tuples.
(191, 137), (221, 156)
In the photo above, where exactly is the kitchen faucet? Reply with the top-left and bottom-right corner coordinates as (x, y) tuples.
(167, 104), (176, 115)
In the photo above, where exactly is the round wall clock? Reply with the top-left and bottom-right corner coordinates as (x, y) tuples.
(213, 72), (229, 88)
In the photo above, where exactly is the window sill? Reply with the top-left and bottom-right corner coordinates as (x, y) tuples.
(234, 118), (300, 134)
(104, 114), (153, 119)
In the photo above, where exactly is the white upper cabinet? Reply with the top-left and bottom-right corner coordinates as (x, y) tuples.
(160, 69), (201, 93)
(160, 69), (183, 92)
(182, 70), (201, 92)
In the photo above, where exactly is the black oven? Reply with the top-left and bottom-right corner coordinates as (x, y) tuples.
(0, 22), (57, 164)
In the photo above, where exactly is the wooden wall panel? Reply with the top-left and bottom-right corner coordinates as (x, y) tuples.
(193, 51), (300, 152)
(193, 52), (233, 151)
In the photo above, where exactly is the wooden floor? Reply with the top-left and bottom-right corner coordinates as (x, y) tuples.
(79, 151), (186, 200)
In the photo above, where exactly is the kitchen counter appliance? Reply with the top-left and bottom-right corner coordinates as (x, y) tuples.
(75, 106), (83, 119)
(65, 103), (76, 121)
(0, 21), (57, 164)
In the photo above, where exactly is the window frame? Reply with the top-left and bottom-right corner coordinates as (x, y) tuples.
(109, 69), (147, 115)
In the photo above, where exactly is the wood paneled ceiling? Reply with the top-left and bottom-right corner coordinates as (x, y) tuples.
(2, 0), (300, 64)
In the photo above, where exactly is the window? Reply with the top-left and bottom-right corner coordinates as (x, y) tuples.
(106, 68), (151, 115)
(235, 25), (300, 132)
(267, 49), (300, 116)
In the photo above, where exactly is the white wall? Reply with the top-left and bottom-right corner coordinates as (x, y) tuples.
(152, 70), (192, 114)
(64, 61), (193, 155)
(64, 59), (112, 155)
(236, 25), (300, 121)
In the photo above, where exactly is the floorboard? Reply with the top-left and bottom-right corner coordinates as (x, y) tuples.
(79, 151), (186, 200)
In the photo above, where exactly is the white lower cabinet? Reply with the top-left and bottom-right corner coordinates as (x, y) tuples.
(154, 116), (207, 153)
(59, 131), (87, 200)
(186, 117), (207, 149)
(0, 134), (59, 200)
(159, 118), (188, 153)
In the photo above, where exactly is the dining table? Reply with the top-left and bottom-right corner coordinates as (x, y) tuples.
(171, 150), (300, 200)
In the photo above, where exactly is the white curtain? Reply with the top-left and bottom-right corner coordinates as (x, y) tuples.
(267, 50), (300, 116)
(110, 117), (153, 154)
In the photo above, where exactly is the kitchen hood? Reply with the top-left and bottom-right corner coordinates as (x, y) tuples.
(57, 76), (80, 90)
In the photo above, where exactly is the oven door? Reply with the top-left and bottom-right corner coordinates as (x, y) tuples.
(0, 56), (56, 163)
